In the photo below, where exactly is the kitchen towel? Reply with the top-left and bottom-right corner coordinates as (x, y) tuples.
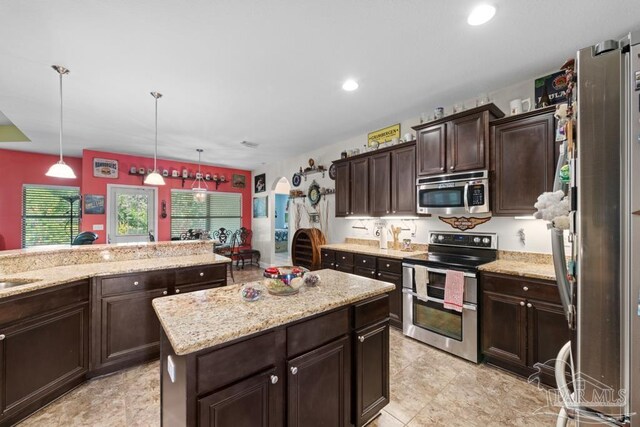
(414, 265), (428, 298)
(444, 270), (465, 313)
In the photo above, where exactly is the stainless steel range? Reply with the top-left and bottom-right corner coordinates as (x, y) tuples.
(402, 231), (497, 363)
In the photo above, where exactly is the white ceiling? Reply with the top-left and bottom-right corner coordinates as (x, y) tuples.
(1, 1), (639, 169)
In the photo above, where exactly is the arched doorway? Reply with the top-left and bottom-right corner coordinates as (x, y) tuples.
(271, 177), (291, 265)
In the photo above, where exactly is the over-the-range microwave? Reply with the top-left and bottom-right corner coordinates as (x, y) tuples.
(416, 170), (490, 215)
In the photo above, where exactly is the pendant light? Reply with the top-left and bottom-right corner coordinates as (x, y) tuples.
(192, 148), (208, 202)
(46, 65), (76, 179)
(144, 92), (165, 186)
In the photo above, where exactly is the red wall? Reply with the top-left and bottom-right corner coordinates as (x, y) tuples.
(0, 148), (251, 249)
(0, 149), (83, 250)
(81, 150), (251, 244)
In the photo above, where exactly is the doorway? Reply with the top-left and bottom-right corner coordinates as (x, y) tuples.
(106, 184), (158, 244)
(272, 177), (291, 265)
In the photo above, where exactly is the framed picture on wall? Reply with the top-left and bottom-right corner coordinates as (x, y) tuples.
(253, 196), (268, 218)
(84, 194), (105, 214)
(93, 158), (119, 178)
(254, 173), (266, 193)
(233, 174), (246, 188)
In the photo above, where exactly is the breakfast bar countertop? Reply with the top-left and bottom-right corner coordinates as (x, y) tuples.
(152, 268), (395, 356)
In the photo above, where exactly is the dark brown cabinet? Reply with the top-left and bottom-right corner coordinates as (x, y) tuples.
(321, 248), (336, 270)
(390, 144), (416, 215)
(369, 151), (392, 217)
(490, 106), (556, 215)
(377, 271), (402, 329)
(288, 336), (351, 427)
(334, 251), (354, 274)
(350, 158), (370, 216)
(353, 321), (389, 426)
(0, 281), (89, 426)
(91, 264), (228, 376)
(480, 272), (570, 386)
(335, 162), (351, 217)
(413, 104), (504, 177)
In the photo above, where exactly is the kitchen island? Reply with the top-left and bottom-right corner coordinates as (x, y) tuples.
(153, 269), (394, 427)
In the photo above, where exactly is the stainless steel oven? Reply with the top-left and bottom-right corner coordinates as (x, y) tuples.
(401, 231), (497, 363)
(416, 170), (489, 215)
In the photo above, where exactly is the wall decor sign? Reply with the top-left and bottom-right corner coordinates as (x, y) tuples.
(93, 158), (119, 178)
(439, 216), (491, 231)
(254, 173), (266, 193)
(232, 174), (246, 188)
(367, 123), (400, 147)
(253, 196), (268, 218)
(84, 194), (105, 215)
(534, 70), (568, 107)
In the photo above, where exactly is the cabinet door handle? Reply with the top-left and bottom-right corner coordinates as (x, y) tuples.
(386, 210), (389, 214)
(386, 264), (390, 268)
(527, 303), (532, 308)
(335, 264), (339, 268)
(330, 263), (334, 267)
(342, 256), (346, 260)
(270, 375), (278, 384)
(0, 334), (5, 341)
(393, 211), (396, 213)
(133, 281), (139, 286)
(371, 271), (376, 275)
(162, 290), (168, 295)
(362, 260), (366, 263)
(440, 167), (444, 171)
(520, 301), (525, 306)
(358, 336), (365, 343)
(450, 165), (455, 171)
(176, 289), (181, 294)
(378, 273), (382, 276)
(200, 272), (204, 277)
(522, 286), (529, 291)
(290, 366), (298, 375)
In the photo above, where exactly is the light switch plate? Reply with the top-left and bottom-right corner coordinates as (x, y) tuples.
(93, 224), (104, 231)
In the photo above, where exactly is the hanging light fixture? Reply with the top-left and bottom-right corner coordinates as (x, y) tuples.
(46, 65), (76, 179)
(192, 148), (208, 202)
(144, 92), (166, 186)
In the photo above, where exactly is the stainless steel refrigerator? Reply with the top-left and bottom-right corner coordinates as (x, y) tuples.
(553, 30), (640, 425)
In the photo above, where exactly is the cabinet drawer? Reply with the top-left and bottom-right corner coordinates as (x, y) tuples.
(354, 266), (377, 279)
(196, 331), (278, 395)
(321, 249), (336, 263)
(175, 264), (226, 286)
(353, 294), (389, 330)
(287, 308), (349, 357)
(354, 254), (376, 268)
(481, 272), (561, 304)
(335, 251), (354, 266)
(99, 271), (170, 297)
(377, 258), (402, 274)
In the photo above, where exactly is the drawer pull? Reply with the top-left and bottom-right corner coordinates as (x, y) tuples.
(358, 336), (365, 343)
(362, 260), (366, 263)
(200, 272), (204, 277)
(342, 256), (346, 260)
(335, 264), (339, 268)
(0, 334), (5, 341)
(290, 366), (298, 375)
(519, 301), (525, 306)
(134, 281), (139, 286)
(162, 290), (167, 295)
(371, 271), (376, 275)
(527, 303), (532, 308)
(270, 375), (278, 384)
(176, 289), (181, 294)
(378, 273), (382, 277)
(386, 264), (390, 268)
(523, 286), (529, 291)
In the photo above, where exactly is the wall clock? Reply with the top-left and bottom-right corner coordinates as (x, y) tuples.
(292, 173), (302, 187)
(329, 163), (337, 180)
(307, 180), (321, 207)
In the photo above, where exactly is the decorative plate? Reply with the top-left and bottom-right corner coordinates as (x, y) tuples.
(292, 173), (302, 187)
(308, 180), (321, 207)
(329, 163), (337, 180)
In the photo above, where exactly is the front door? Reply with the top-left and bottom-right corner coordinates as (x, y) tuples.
(107, 186), (157, 244)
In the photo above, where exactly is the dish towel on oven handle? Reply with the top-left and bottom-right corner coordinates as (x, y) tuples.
(414, 265), (428, 298)
(444, 270), (465, 312)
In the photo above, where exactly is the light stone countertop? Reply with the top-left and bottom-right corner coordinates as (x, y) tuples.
(0, 253), (231, 299)
(320, 243), (428, 260)
(152, 269), (395, 356)
(478, 259), (556, 281)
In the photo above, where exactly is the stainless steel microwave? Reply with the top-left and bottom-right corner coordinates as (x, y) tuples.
(416, 170), (490, 215)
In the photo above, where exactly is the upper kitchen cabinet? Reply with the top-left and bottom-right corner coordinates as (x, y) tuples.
(335, 162), (351, 217)
(350, 157), (370, 216)
(390, 144), (416, 216)
(369, 151), (391, 217)
(413, 104), (504, 177)
(490, 106), (556, 216)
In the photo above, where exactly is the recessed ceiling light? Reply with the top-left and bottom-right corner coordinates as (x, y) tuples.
(467, 4), (496, 26)
(342, 79), (359, 91)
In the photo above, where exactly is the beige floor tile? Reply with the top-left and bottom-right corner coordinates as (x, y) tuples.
(366, 409), (405, 427)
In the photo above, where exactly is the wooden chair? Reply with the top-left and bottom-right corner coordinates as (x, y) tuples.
(233, 227), (261, 269)
(213, 228), (236, 281)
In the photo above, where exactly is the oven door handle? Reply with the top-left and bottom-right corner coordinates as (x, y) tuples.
(424, 266), (476, 279)
(402, 288), (477, 311)
(463, 182), (470, 212)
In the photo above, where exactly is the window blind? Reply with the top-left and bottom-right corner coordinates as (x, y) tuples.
(22, 185), (81, 248)
(170, 191), (242, 238)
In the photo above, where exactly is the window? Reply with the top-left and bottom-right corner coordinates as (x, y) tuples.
(22, 185), (81, 248)
(170, 190), (242, 238)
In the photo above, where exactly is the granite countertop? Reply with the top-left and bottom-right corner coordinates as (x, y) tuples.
(478, 259), (556, 281)
(0, 253), (231, 299)
(152, 269), (395, 356)
(320, 243), (428, 260)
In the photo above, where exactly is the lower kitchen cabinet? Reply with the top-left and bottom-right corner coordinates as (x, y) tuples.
(353, 321), (389, 426)
(0, 280), (89, 427)
(480, 272), (570, 386)
(288, 336), (351, 427)
(377, 271), (402, 329)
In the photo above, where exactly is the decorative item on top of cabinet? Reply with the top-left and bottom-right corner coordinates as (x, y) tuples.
(490, 106), (557, 216)
(368, 123), (400, 147)
(412, 103), (504, 177)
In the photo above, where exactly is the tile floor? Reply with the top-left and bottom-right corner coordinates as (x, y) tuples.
(19, 266), (566, 426)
